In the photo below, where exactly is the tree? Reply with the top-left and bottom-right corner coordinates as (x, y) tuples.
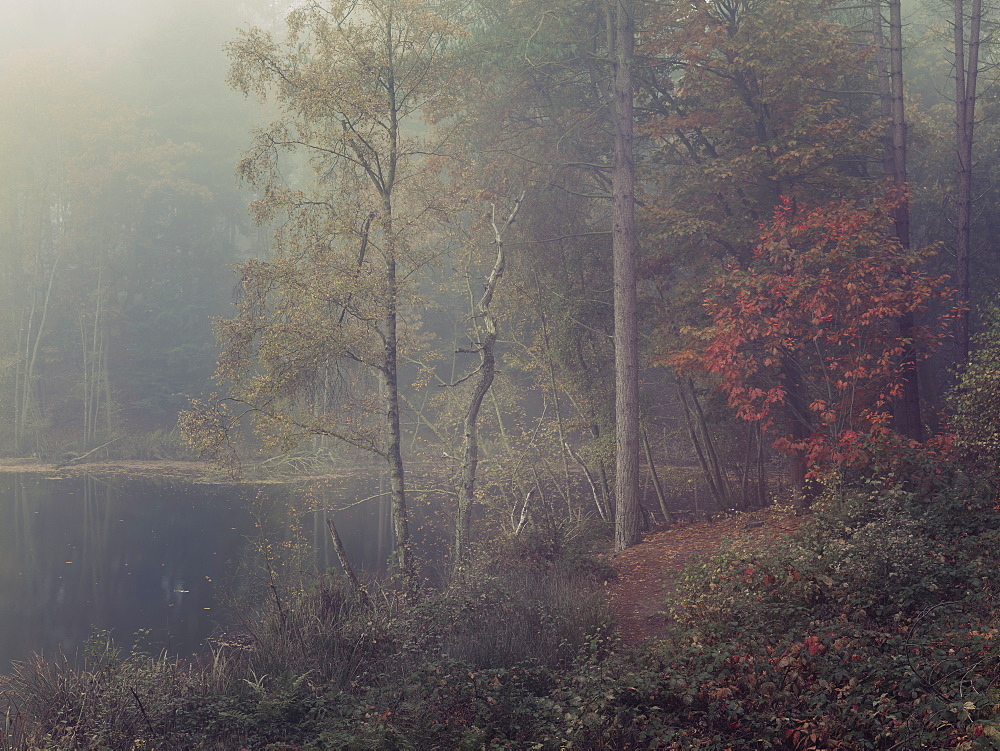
(184, 0), (459, 580)
(433, 0), (629, 525)
(697, 198), (950, 488)
(638, 0), (879, 266)
(609, 0), (641, 550)
(871, 0), (925, 439)
(451, 191), (524, 563)
(952, 0), (984, 365)
(0, 55), (203, 455)
(640, 0), (884, 497)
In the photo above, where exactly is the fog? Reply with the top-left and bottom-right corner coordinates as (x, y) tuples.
(5, 0), (170, 49)
(1, 0), (282, 452)
(0, 0), (993, 473)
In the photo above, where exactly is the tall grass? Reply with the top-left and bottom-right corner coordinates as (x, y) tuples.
(0, 520), (612, 749)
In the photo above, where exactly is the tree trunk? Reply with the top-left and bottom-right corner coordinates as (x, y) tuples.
(609, 0), (641, 552)
(781, 353), (811, 505)
(20, 252), (60, 453)
(534, 293), (573, 513)
(954, 0), (981, 366)
(454, 193), (522, 563)
(566, 442), (611, 521)
(382, 204), (410, 583)
(379, 7), (412, 586)
(326, 516), (363, 596)
(871, 0), (894, 176)
(878, 0), (924, 441)
(676, 380), (725, 508)
(641, 426), (671, 525)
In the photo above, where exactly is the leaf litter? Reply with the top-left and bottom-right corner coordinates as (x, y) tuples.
(607, 508), (803, 646)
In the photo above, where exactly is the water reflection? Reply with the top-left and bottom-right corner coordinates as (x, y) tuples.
(0, 472), (444, 672)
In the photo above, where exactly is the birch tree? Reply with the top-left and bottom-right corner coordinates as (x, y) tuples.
(186, 0), (459, 580)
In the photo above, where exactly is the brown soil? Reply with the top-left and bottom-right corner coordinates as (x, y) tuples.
(607, 508), (803, 646)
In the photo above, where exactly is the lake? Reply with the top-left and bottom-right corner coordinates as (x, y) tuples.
(0, 470), (447, 672)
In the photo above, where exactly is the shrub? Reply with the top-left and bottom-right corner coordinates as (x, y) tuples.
(1, 522), (613, 750)
(4, 463), (998, 750)
(951, 304), (1000, 486)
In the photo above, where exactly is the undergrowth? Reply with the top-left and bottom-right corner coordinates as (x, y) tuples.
(573, 448), (1000, 749)
(3, 451), (1000, 749)
(0, 520), (614, 750)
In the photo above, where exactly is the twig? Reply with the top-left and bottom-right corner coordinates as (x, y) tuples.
(53, 435), (124, 469)
(129, 687), (156, 738)
(565, 442), (610, 521)
(326, 516), (366, 603)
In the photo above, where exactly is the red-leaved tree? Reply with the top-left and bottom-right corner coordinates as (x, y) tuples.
(696, 197), (951, 492)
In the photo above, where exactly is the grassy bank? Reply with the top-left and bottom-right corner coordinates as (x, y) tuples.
(3, 452), (999, 749)
(0, 522), (615, 750)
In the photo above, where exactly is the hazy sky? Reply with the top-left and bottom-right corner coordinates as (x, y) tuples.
(1, 0), (299, 78)
(4, 0), (172, 51)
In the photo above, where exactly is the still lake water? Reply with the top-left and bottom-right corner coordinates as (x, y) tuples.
(0, 471), (444, 672)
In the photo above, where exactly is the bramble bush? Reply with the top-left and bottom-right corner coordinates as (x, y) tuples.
(951, 303), (1000, 487)
(644, 458), (1000, 749)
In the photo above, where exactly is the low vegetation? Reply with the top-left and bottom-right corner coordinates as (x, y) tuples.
(3, 447), (999, 749)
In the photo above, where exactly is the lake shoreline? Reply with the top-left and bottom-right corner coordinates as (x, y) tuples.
(0, 458), (381, 484)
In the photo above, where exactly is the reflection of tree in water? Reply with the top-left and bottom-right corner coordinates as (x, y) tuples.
(0, 471), (452, 671)
(0, 475), (253, 668)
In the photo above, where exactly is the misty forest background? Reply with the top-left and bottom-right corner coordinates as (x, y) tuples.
(10, 0), (1000, 747)
(2, 0), (997, 519)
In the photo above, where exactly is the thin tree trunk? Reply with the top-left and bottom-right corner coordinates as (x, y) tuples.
(534, 284), (573, 513)
(593, 426), (613, 514)
(13, 312), (23, 453)
(871, 0), (894, 183)
(609, 0), (641, 552)
(454, 193), (523, 563)
(888, 0), (923, 440)
(566, 442), (610, 521)
(676, 379), (729, 509)
(101, 328), (112, 437)
(382, 205), (410, 583)
(781, 354), (812, 506)
(380, 9), (411, 586)
(888, 0), (910, 247)
(21, 253), (60, 452)
(54, 435), (123, 468)
(87, 260), (106, 444)
(81, 318), (90, 444)
(740, 422), (767, 509)
(326, 517), (363, 596)
(756, 421), (768, 507)
(641, 426), (671, 524)
(954, 0), (981, 366)
(686, 378), (731, 506)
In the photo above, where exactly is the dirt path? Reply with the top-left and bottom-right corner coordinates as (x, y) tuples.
(607, 508), (803, 646)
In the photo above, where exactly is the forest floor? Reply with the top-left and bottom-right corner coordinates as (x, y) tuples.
(607, 507), (804, 646)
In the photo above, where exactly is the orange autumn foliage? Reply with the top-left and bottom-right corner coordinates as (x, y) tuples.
(691, 197), (952, 476)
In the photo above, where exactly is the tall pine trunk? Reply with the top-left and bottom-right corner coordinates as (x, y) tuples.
(609, 0), (641, 551)
(874, 0), (923, 441)
(954, 0), (981, 366)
